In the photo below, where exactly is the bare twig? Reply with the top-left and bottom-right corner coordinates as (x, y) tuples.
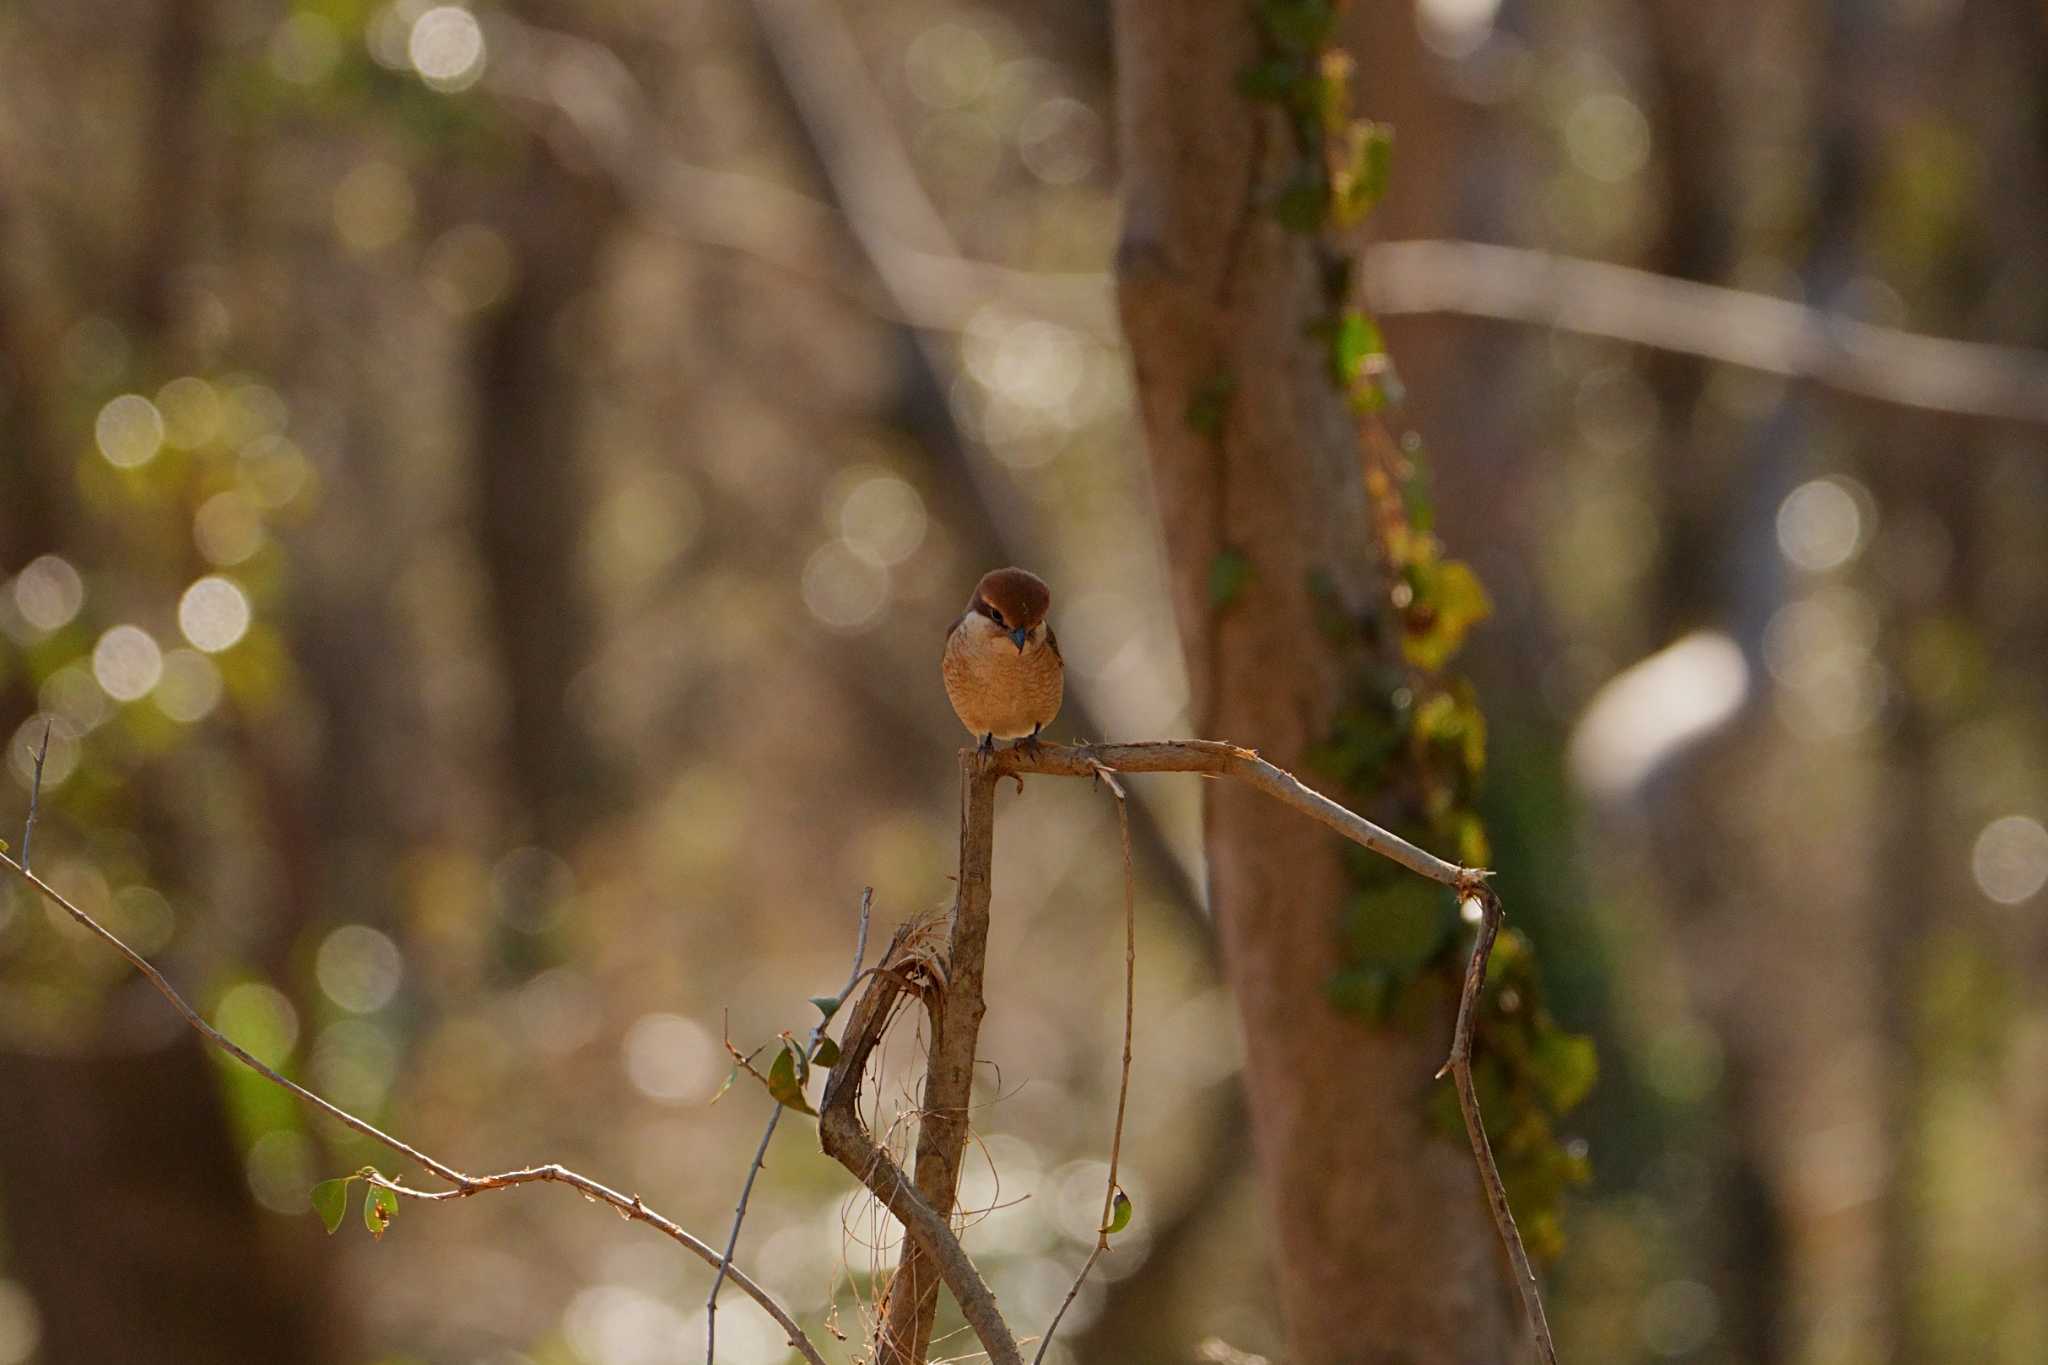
(1440, 889), (1558, 1365)
(707, 888), (873, 1363)
(1367, 239), (2048, 426)
(0, 849), (829, 1365)
(20, 721), (50, 872)
(1033, 766), (1138, 1365)
(991, 740), (1476, 887)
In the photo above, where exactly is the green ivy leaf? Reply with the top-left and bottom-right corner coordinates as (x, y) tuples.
(812, 1035), (841, 1069)
(808, 994), (841, 1021)
(1402, 560), (1493, 671)
(311, 1178), (352, 1235)
(767, 1043), (816, 1115)
(1328, 309), (1384, 387)
(363, 1183), (398, 1241)
(1102, 1188), (1133, 1235)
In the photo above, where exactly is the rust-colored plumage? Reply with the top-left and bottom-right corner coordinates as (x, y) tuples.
(942, 567), (1063, 751)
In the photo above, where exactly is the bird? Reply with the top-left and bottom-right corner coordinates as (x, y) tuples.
(942, 567), (1063, 756)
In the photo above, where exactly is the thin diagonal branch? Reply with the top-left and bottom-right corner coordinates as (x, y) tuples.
(990, 740), (1475, 887)
(20, 721), (50, 871)
(0, 850), (829, 1365)
(1440, 889), (1558, 1365)
(707, 887), (873, 1364)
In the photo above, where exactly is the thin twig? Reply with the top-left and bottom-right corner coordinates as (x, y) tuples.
(20, 721), (50, 872)
(0, 849), (830, 1365)
(1441, 889), (1558, 1365)
(1033, 766), (1137, 1365)
(708, 888), (873, 1364)
(990, 740), (1478, 887)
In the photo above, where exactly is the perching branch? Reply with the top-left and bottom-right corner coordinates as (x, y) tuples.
(0, 849), (829, 1365)
(873, 759), (999, 1364)
(707, 888), (873, 1364)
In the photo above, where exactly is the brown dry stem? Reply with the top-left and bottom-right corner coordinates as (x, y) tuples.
(0, 850), (828, 1365)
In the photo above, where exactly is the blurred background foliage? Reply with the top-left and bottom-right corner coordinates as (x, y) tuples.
(1, 1), (2045, 1364)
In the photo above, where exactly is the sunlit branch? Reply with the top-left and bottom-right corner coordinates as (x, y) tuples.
(0, 850), (829, 1365)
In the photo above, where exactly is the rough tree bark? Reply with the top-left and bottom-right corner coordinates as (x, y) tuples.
(1112, 7), (1516, 1362)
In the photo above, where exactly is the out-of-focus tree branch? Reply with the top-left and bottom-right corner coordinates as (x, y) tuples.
(0, 849), (830, 1365)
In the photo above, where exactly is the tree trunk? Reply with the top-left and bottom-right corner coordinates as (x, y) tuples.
(1112, 7), (1515, 1362)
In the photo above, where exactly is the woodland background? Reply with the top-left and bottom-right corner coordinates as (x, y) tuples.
(3, 1), (2047, 1364)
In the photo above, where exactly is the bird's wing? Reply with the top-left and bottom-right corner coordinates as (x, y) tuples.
(1045, 626), (1061, 663)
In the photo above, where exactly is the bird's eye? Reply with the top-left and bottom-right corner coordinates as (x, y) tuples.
(989, 609), (1005, 627)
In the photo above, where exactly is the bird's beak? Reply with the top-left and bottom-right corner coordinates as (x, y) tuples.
(1010, 626), (1029, 651)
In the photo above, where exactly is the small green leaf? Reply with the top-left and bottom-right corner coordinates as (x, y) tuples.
(808, 994), (841, 1021)
(767, 1043), (816, 1115)
(1209, 549), (1253, 609)
(363, 1183), (398, 1241)
(1102, 1188), (1133, 1235)
(710, 1065), (739, 1105)
(812, 1035), (841, 1069)
(1402, 560), (1492, 671)
(1328, 309), (1384, 387)
(311, 1178), (352, 1234)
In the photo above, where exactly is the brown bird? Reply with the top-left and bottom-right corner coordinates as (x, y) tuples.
(942, 567), (1063, 755)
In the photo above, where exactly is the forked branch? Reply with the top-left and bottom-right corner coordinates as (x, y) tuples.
(0, 849), (829, 1365)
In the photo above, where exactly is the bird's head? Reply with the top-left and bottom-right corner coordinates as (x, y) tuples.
(970, 567), (1052, 652)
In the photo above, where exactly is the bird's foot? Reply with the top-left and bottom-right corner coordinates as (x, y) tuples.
(976, 733), (996, 759)
(1015, 727), (1045, 758)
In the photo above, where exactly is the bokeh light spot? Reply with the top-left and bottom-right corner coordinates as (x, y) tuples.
(316, 924), (406, 1013)
(12, 555), (85, 632)
(93, 625), (164, 702)
(178, 576), (252, 653)
(838, 474), (927, 567)
(246, 1130), (316, 1214)
(7, 716), (80, 791)
(95, 394), (165, 469)
(1776, 477), (1867, 573)
(155, 649), (225, 724)
(1971, 816), (2048, 905)
(621, 1013), (721, 1104)
(157, 377), (223, 449)
(194, 490), (267, 566)
(409, 6), (486, 91)
(1565, 92), (1651, 183)
(212, 982), (300, 1068)
(801, 541), (889, 631)
(334, 161), (416, 253)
